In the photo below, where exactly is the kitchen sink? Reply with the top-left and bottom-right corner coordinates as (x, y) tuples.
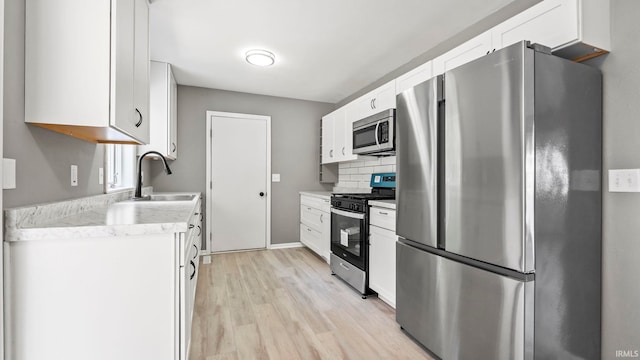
(130, 194), (196, 202)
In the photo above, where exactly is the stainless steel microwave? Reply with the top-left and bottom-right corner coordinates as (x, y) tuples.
(352, 109), (395, 155)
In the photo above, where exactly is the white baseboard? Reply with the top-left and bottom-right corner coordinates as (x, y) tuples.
(268, 242), (304, 250)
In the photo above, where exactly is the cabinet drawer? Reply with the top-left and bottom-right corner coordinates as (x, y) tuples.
(300, 205), (325, 232)
(370, 207), (396, 231)
(300, 224), (322, 255)
(301, 195), (330, 212)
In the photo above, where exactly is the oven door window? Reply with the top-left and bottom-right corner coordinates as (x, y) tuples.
(331, 211), (366, 269)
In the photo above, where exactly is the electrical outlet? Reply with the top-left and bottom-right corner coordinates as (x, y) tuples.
(609, 169), (640, 192)
(203, 256), (212, 264)
(99, 167), (104, 185)
(71, 165), (78, 187)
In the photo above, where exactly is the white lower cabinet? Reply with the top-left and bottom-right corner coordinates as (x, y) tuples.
(299, 194), (330, 263)
(4, 200), (202, 360)
(368, 205), (397, 308)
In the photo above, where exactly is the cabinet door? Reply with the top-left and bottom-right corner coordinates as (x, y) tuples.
(321, 113), (335, 164)
(333, 106), (358, 162)
(369, 225), (397, 308)
(321, 210), (331, 263)
(433, 30), (493, 75)
(396, 61), (433, 94)
(372, 81), (396, 112)
(132, 0), (150, 143)
(352, 81), (397, 121)
(491, 0), (578, 51)
(333, 107), (347, 161)
(169, 67), (178, 159)
(110, 0), (136, 138)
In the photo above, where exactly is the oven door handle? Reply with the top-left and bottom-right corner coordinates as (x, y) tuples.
(331, 208), (365, 220)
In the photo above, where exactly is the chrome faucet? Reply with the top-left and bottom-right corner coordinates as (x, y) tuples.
(134, 151), (172, 199)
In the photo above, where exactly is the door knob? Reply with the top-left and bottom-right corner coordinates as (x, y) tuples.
(259, 192), (265, 197)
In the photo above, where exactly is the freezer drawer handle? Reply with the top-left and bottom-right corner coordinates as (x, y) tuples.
(331, 208), (365, 220)
(378, 211), (388, 215)
(339, 262), (350, 271)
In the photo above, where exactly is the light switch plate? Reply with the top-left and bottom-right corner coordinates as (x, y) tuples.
(3, 158), (16, 189)
(203, 256), (212, 264)
(609, 169), (640, 192)
(272, 173), (281, 182)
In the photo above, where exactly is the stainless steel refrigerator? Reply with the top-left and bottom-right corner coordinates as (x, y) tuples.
(395, 41), (602, 360)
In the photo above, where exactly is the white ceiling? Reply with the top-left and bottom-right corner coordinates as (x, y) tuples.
(150, 0), (520, 104)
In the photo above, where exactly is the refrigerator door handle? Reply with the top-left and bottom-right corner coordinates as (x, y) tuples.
(330, 208), (365, 220)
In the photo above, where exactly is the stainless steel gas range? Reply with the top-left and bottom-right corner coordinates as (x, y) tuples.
(329, 173), (396, 298)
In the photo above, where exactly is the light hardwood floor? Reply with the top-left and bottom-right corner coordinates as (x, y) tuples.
(190, 247), (433, 360)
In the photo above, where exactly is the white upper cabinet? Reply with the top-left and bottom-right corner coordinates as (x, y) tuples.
(433, 30), (493, 75)
(493, 0), (609, 61)
(351, 81), (396, 122)
(321, 106), (357, 164)
(321, 111), (335, 164)
(396, 61), (433, 95)
(138, 61), (178, 159)
(25, 0), (150, 144)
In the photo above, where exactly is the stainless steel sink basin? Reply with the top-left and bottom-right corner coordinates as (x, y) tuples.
(130, 194), (196, 202)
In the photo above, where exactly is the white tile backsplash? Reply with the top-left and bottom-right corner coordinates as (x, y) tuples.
(335, 156), (396, 190)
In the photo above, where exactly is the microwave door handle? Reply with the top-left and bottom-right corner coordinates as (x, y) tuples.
(331, 208), (365, 220)
(375, 121), (381, 147)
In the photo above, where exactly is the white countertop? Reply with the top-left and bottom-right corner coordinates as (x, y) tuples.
(369, 199), (396, 210)
(4, 190), (201, 242)
(299, 191), (332, 200)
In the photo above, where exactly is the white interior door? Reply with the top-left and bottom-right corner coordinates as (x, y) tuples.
(208, 112), (270, 252)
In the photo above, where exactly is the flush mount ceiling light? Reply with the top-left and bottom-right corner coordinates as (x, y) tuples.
(245, 49), (275, 67)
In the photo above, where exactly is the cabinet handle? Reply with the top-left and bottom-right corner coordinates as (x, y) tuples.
(189, 224), (195, 229)
(342, 146), (345, 155)
(379, 211), (388, 215)
(171, 142), (176, 153)
(307, 207), (312, 211)
(307, 228), (312, 232)
(339, 262), (350, 271)
(190, 260), (196, 280)
(200, 213), (203, 222)
(135, 108), (143, 128)
(370, 99), (374, 109)
(330, 149), (333, 157)
(372, 98), (376, 109)
(193, 244), (198, 259)
(196, 225), (201, 236)
(320, 213), (323, 223)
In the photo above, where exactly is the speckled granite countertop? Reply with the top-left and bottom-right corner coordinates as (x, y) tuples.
(4, 189), (201, 242)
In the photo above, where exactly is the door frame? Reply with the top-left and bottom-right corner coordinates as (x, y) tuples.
(205, 111), (271, 253)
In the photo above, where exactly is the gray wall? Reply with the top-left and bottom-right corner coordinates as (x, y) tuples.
(2, 0), (104, 208)
(149, 86), (334, 245)
(585, 0), (640, 357)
